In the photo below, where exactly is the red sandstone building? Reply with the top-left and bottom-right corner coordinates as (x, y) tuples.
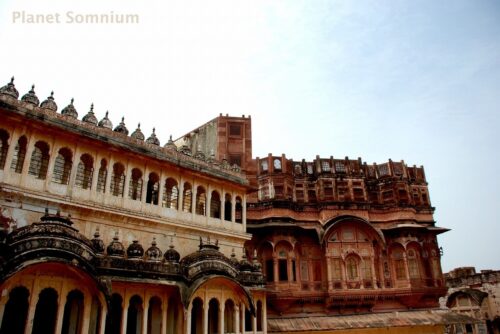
(0, 78), (470, 333)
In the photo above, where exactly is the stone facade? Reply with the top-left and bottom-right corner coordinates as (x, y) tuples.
(441, 267), (500, 333)
(0, 78), (465, 333)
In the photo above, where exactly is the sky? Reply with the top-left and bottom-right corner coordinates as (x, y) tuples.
(0, 0), (499, 272)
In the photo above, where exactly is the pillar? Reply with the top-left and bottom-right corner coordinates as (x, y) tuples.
(54, 283), (69, 334)
(240, 304), (245, 334)
(192, 185), (198, 219)
(142, 297), (150, 334)
(220, 190), (225, 223)
(123, 165), (132, 199)
(262, 299), (267, 334)
(234, 305), (240, 334)
(24, 279), (40, 334)
(178, 179), (184, 211)
(252, 314), (256, 334)
(19, 133), (36, 187)
(43, 141), (58, 189)
(242, 195), (247, 231)
(340, 259), (347, 289)
(185, 304), (192, 334)
(81, 292), (93, 334)
(99, 302), (108, 334)
(122, 298), (130, 334)
(231, 194), (236, 223)
(66, 149), (81, 196)
(203, 298), (209, 334)
(273, 258), (278, 284)
(161, 297), (168, 334)
(218, 302), (224, 334)
(326, 256), (333, 291)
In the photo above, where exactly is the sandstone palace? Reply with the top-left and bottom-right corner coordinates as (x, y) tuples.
(0, 78), (465, 334)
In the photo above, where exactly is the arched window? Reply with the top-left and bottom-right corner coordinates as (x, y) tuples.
(224, 193), (232, 221)
(210, 191), (221, 218)
(0, 129), (9, 170)
(182, 182), (192, 212)
(0, 286), (29, 334)
(407, 249), (420, 279)
(129, 168), (143, 201)
(110, 163), (126, 197)
(28, 141), (50, 179)
(208, 299), (219, 334)
(105, 294), (122, 334)
(147, 297), (162, 334)
(146, 172), (160, 205)
(61, 290), (84, 334)
(127, 295), (143, 334)
(32, 288), (58, 334)
(235, 196), (242, 223)
(10, 136), (27, 174)
(96, 159), (108, 193)
(195, 186), (206, 216)
(52, 147), (73, 184)
(163, 178), (179, 209)
(190, 298), (203, 334)
(346, 257), (359, 280)
(224, 299), (235, 334)
(75, 154), (94, 190)
(392, 248), (406, 280)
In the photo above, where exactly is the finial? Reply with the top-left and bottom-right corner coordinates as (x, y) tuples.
(151, 237), (157, 246)
(152, 127), (156, 134)
(138, 123), (141, 128)
(31, 84), (35, 90)
(94, 226), (100, 238)
(169, 135), (172, 140)
(50, 91), (54, 97)
(121, 117), (125, 122)
(90, 103), (94, 111)
(10, 76), (14, 84)
(70, 98), (74, 104)
(170, 235), (175, 249)
(105, 110), (109, 117)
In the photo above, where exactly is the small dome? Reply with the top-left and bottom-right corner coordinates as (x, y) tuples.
(251, 250), (262, 272)
(130, 123), (145, 141)
(114, 117), (129, 135)
(21, 85), (39, 106)
(40, 91), (58, 112)
(82, 103), (98, 125)
(106, 232), (125, 257)
(0, 77), (19, 99)
(229, 248), (240, 267)
(164, 243), (180, 263)
(146, 128), (160, 146)
(91, 228), (105, 254)
(127, 240), (144, 258)
(164, 135), (177, 150)
(98, 111), (113, 129)
(61, 98), (78, 119)
(239, 251), (253, 272)
(145, 238), (162, 261)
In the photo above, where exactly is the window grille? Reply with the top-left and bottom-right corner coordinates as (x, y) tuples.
(28, 142), (50, 179)
(321, 161), (330, 172)
(195, 187), (206, 215)
(96, 160), (107, 193)
(163, 178), (179, 209)
(128, 169), (143, 201)
(334, 161), (346, 173)
(182, 184), (192, 212)
(235, 197), (242, 223)
(10, 137), (27, 174)
(210, 191), (221, 218)
(75, 155), (93, 190)
(378, 163), (389, 176)
(332, 259), (341, 280)
(52, 149), (72, 185)
(261, 160), (268, 172)
(0, 132), (8, 170)
(110, 164), (125, 197)
(362, 258), (372, 279)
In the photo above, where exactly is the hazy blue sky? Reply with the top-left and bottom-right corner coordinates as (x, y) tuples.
(1, 0), (499, 272)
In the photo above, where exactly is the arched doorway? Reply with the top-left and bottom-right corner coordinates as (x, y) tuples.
(126, 295), (143, 334)
(191, 298), (203, 334)
(0, 286), (29, 334)
(208, 299), (219, 334)
(61, 289), (84, 334)
(105, 293), (123, 334)
(32, 288), (59, 334)
(147, 296), (162, 334)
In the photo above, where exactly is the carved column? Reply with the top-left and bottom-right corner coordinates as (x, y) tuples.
(220, 189), (225, 223)
(143, 297), (149, 334)
(99, 302), (108, 334)
(234, 304), (240, 334)
(81, 292), (93, 334)
(178, 179), (184, 211)
(122, 298), (130, 334)
(158, 173), (165, 208)
(231, 194), (236, 223)
(123, 164), (132, 200)
(240, 304), (245, 334)
(161, 297), (168, 334)
(242, 195), (247, 231)
(218, 301), (224, 334)
(192, 185), (198, 219)
(185, 304), (192, 334)
(203, 298), (209, 334)
(206, 189), (212, 223)
(54, 282), (69, 334)
(24, 278), (40, 334)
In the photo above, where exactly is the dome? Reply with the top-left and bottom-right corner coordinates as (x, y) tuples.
(91, 228), (105, 254)
(40, 91), (58, 112)
(146, 128), (160, 146)
(130, 123), (145, 141)
(145, 238), (162, 261)
(106, 232), (125, 257)
(180, 237), (238, 279)
(21, 85), (39, 106)
(164, 240), (180, 263)
(98, 111), (113, 129)
(127, 240), (144, 258)
(61, 98), (78, 119)
(239, 251), (253, 272)
(164, 135), (177, 150)
(113, 117), (129, 135)
(0, 77), (19, 99)
(82, 103), (98, 125)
